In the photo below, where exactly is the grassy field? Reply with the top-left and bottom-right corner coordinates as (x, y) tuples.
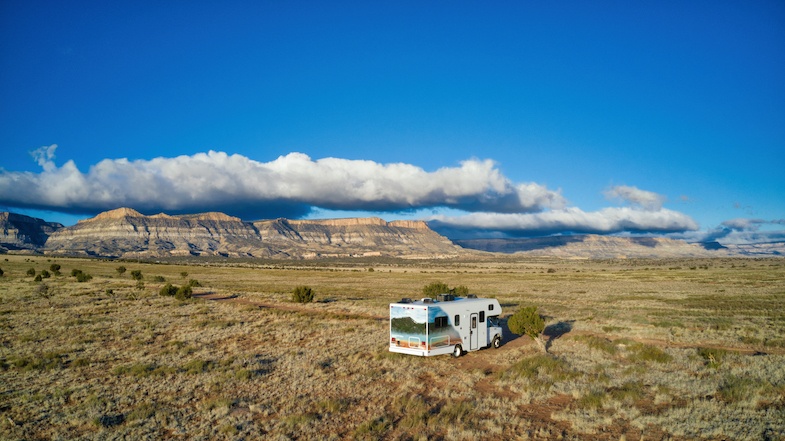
(1, 254), (783, 440)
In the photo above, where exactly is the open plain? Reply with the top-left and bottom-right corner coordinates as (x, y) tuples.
(1, 255), (783, 440)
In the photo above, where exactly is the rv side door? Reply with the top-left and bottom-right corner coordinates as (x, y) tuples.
(470, 313), (479, 350)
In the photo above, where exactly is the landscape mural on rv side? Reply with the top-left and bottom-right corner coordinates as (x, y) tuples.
(390, 305), (461, 350)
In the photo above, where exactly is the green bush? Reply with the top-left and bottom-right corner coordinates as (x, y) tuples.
(422, 282), (450, 297)
(508, 306), (546, 352)
(0, 267), (4, 277)
(175, 285), (193, 301)
(422, 282), (471, 297)
(292, 285), (315, 303)
(159, 283), (177, 297)
(152, 275), (166, 282)
(116, 266), (127, 275)
(188, 279), (201, 287)
(76, 272), (93, 282)
(71, 269), (82, 277)
(452, 285), (469, 296)
(27, 268), (36, 277)
(40, 269), (51, 279)
(34, 274), (42, 282)
(130, 270), (143, 280)
(49, 263), (61, 273)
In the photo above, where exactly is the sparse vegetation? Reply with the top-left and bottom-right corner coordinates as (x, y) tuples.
(292, 285), (314, 303)
(0, 255), (783, 440)
(130, 270), (143, 280)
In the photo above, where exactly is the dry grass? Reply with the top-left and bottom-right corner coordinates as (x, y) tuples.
(0, 255), (783, 440)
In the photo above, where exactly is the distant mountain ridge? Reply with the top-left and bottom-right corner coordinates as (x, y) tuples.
(0, 212), (63, 252)
(40, 208), (461, 259)
(1, 208), (782, 258)
(456, 235), (784, 258)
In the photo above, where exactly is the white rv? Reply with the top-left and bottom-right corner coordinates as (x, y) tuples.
(389, 294), (503, 357)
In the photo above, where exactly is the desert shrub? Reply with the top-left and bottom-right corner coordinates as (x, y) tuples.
(152, 275), (166, 282)
(49, 263), (60, 273)
(40, 269), (51, 278)
(0, 267), (4, 277)
(422, 282), (471, 297)
(508, 306), (546, 352)
(188, 279), (201, 287)
(452, 285), (469, 296)
(180, 271), (188, 278)
(71, 269), (82, 277)
(34, 274), (42, 282)
(697, 347), (727, 368)
(35, 283), (53, 304)
(76, 272), (93, 282)
(175, 285), (193, 301)
(292, 285), (315, 303)
(26, 267), (36, 277)
(116, 266), (126, 275)
(717, 375), (764, 403)
(130, 270), (143, 280)
(422, 282), (450, 297)
(159, 283), (177, 297)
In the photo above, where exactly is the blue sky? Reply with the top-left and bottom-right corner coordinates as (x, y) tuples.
(1, 1), (783, 244)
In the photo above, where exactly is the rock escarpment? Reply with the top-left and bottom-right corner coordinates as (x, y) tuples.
(43, 208), (461, 259)
(0, 212), (63, 252)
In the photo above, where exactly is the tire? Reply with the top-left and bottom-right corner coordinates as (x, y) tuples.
(492, 336), (501, 349)
(452, 345), (463, 358)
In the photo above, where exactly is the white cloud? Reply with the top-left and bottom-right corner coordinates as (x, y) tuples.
(604, 185), (666, 210)
(0, 147), (565, 219)
(428, 206), (699, 237)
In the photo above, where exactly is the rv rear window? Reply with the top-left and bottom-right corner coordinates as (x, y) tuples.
(480, 311), (485, 322)
(454, 315), (460, 326)
(489, 304), (494, 311)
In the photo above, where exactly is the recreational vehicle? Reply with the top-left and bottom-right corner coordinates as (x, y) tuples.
(389, 295), (503, 357)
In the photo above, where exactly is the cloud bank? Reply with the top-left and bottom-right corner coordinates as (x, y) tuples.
(427, 206), (699, 238)
(0, 145), (565, 220)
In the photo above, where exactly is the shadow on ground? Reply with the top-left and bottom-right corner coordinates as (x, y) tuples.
(544, 320), (574, 351)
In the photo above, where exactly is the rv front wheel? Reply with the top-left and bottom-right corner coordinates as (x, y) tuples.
(492, 336), (501, 349)
(452, 345), (463, 358)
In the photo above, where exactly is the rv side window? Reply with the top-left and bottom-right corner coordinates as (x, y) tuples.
(434, 316), (448, 328)
(489, 304), (494, 311)
(454, 315), (460, 326)
(480, 311), (485, 322)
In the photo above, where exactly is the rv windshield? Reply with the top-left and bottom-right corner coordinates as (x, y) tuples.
(488, 316), (500, 327)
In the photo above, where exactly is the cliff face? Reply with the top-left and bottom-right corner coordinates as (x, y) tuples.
(43, 208), (461, 259)
(0, 212), (64, 251)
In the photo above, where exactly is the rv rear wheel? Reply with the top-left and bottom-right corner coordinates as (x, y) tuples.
(452, 345), (463, 358)
(492, 336), (501, 349)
